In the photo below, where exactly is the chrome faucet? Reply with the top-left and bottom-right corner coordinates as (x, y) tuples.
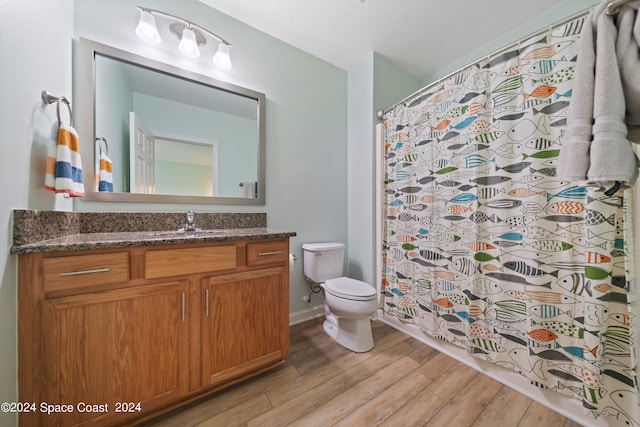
(177, 210), (199, 233)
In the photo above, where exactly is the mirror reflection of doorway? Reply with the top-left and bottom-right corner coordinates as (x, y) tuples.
(129, 112), (218, 196)
(155, 137), (218, 197)
(129, 111), (155, 194)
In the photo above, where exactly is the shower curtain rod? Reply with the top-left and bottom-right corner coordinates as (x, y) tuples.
(380, 5), (593, 118)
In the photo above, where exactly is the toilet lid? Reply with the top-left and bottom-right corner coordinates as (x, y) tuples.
(324, 277), (376, 301)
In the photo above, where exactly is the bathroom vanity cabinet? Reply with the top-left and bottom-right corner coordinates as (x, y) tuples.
(17, 237), (290, 426)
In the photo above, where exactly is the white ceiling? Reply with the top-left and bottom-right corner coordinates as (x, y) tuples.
(198, 0), (571, 79)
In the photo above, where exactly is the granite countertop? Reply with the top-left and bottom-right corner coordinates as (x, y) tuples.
(11, 228), (296, 254)
(11, 210), (296, 254)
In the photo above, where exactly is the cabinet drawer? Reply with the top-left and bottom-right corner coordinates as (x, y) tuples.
(145, 246), (237, 279)
(247, 241), (289, 266)
(42, 252), (129, 292)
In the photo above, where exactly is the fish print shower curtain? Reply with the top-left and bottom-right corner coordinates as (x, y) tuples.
(381, 13), (640, 426)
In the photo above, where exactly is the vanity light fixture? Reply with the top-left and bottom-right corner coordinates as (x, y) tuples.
(213, 43), (232, 69)
(135, 9), (161, 44)
(135, 6), (232, 69)
(178, 25), (200, 58)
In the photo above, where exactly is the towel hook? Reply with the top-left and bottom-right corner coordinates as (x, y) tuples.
(96, 137), (109, 155)
(56, 97), (73, 127)
(41, 90), (73, 126)
(41, 90), (59, 105)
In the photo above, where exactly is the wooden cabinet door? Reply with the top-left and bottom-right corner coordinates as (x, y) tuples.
(41, 281), (189, 427)
(201, 267), (289, 387)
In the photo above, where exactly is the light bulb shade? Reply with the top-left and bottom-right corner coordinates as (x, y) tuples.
(135, 10), (161, 44)
(213, 43), (232, 69)
(178, 27), (200, 58)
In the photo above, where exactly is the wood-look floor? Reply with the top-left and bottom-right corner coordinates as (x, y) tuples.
(145, 318), (584, 427)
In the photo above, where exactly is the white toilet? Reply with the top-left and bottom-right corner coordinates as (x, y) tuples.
(302, 242), (378, 353)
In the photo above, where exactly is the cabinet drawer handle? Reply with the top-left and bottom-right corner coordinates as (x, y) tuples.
(258, 251), (282, 256)
(59, 268), (110, 277)
(181, 292), (186, 322)
(205, 289), (210, 317)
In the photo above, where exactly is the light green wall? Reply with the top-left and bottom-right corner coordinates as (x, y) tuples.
(155, 161), (213, 196)
(347, 53), (420, 284)
(373, 54), (422, 113)
(346, 56), (374, 281)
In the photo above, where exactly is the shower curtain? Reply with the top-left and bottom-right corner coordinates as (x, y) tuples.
(381, 13), (640, 426)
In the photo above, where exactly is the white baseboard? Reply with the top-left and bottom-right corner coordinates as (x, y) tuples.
(289, 304), (324, 325)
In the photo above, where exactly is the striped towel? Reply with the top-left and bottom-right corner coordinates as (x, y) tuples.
(98, 150), (113, 192)
(45, 124), (84, 197)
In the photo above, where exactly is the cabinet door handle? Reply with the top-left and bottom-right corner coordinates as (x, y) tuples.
(181, 292), (186, 322)
(258, 251), (282, 256)
(59, 268), (110, 277)
(205, 288), (210, 317)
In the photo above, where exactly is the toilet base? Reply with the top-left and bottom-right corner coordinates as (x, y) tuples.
(323, 311), (374, 353)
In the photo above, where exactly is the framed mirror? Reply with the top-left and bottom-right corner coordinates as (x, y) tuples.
(75, 38), (265, 204)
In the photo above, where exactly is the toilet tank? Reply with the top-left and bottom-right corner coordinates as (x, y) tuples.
(302, 242), (345, 283)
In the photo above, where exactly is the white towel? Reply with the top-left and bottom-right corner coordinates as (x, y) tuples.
(242, 181), (256, 198)
(616, 0), (640, 141)
(557, 0), (640, 190)
(45, 123), (84, 197)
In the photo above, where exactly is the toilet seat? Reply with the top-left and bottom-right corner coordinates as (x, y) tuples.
(324, 277), (376, 301)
